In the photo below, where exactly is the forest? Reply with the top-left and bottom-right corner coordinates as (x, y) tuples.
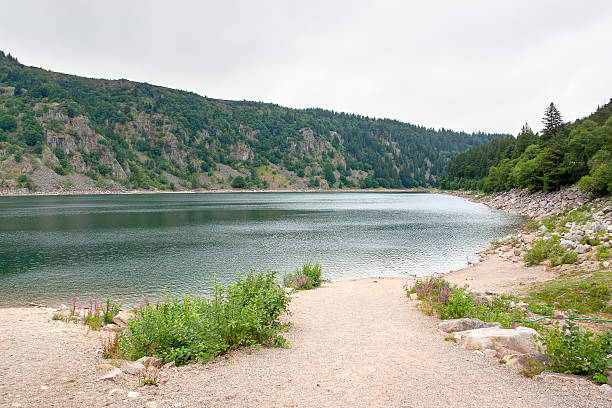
(442, 100), (612, 196)
(0, 51), (503, 191)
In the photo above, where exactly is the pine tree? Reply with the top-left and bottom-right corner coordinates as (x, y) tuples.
(541, 102), (563, 139)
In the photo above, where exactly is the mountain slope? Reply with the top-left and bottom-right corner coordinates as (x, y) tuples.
(0, 51), (506, 192)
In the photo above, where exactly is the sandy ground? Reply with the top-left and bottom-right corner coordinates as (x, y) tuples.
(444, 256), (554, 294)
(1, 265), (611, 408)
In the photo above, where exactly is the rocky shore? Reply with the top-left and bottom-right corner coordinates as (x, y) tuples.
(464, 187), (608, 218)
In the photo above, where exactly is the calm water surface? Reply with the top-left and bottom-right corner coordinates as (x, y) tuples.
(0, 192), (524, 306)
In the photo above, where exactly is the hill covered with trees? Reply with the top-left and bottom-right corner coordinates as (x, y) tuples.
(0, 51), (504, 192)
(442, 100), (612, 196)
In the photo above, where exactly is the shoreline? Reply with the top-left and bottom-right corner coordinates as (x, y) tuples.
(0, 187), (433, 197)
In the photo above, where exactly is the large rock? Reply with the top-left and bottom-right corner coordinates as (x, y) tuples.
(121, 361), (145, 376)
(575, 244), (591, 254)
(462, 326), (540, 354)
(438, 318), (500, 333)
(560, 239), (577, 249)
(113, 310), (135, 326)
(503, 352), (549, 367)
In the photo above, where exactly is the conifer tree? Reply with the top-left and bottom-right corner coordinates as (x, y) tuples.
(541, 102), (563, 139)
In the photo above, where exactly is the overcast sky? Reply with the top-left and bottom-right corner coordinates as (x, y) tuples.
(2, 1), (612, 134)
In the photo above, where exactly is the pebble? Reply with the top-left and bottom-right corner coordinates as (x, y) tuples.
(127, 391), (140, 398)
(99, 363), (115, 371)
(600, 384), (612, 396)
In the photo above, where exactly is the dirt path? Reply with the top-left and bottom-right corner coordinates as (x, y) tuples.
(2, 278), (610, 408)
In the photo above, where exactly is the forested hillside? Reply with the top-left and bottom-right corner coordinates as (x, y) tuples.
(0, 51), (504, 192)
(442, 100), (612, 196)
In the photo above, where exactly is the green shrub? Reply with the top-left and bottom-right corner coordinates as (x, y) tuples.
(596, 245), (611, 260)
(408, 277), (524, 328)
(437, 288), (474, 319)
(284, 262), (323, 290)
(538, 321), (612, 383)
(524, 237), (573, 266)
(102, 298), (120, 325)
(300, 261), (322, 288)
(117, 269), (290, 365)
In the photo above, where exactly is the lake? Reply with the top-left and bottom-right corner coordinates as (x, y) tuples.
(0, 192), (524, 306)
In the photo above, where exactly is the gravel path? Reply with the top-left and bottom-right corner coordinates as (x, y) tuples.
(1, 278), (611, 408)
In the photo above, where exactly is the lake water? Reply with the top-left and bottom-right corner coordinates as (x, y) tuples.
(0, 192), (524, 306)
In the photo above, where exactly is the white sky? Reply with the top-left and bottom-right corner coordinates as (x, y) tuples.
(2, 0), (612, 135)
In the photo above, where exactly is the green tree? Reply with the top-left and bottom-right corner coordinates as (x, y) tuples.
(0, 111), (17, 132)
(323, 163), (336, 187)
(231, 175), (247, 189)
(567, 120), (603, 176)
(541, 102), (563, 139)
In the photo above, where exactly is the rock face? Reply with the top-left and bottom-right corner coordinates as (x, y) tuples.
(461, 326), (540, 354)
(438, 318), (500, 333)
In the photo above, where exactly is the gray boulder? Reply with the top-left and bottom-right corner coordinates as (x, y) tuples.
(121, 361), (145, 376)
(559, 239), (577, 249)
(575, 244), (591, 254)
(438, 318), (500, 333)
(462, 326), (540, 354)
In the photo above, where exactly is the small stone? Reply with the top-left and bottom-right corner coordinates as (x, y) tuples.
(473, 350), (484, 356)
(40, 385), (48, 390)
(162, 361), (176, 370)
(483, 349), (497, 358)
(99, 363), (115, 371)
(600, 384), (612, 396)
(137, 356), (164, 369)
(99, 368), (123, 383)
(109, 389), (121, 396)
(145, 402), (158, 408)
(127, 391), (140, 399)
(113, 310), (135, 326)
(603, 261), (610, 268)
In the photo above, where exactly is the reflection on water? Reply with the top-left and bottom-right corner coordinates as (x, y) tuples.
(0, 192), (524, 306)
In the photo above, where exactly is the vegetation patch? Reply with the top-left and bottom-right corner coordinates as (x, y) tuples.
(527, 269), (612, 316)
(406, 277), (525, 328)
(524, 237), (577, 266)
(283, 261), (323, 290)
(117, 269), (290, 365)
(537, 321), (611, 384)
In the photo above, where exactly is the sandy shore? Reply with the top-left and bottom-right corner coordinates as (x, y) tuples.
(2, 259), (610, 407)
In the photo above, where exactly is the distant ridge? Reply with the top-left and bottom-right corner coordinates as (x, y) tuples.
(0, 51), (506, 192)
